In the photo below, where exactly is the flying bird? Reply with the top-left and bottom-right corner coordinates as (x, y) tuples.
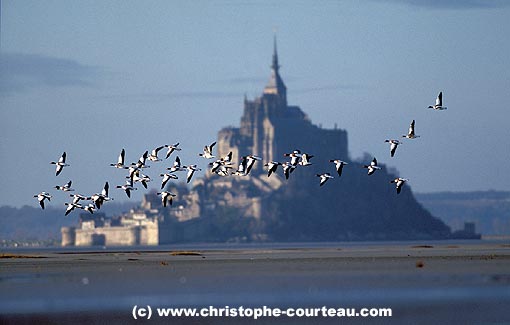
(132, 151), (150, 169)
(80, 203), (96, 214)
(160, 173), (178, 189)
(148, 146), (165, 162)
(110, 149), (126, 169)
(298, 153), (314, 166)
(157, 191), (176, 207)
(232, 156), (249, 176)
(50, 152), (70, 176)
(126, 165), (139, 182)
(245, 155), (262, 175)
(210, 152), (233, 173)
(329, 159), (348, 177)
(132, 171), (151, 189)
(264, 161), (282, 177)
(167, 156), (187, 173)
(64, 202), (82, 216)
(316, 173), (334, 186)
(363, 157), (382, 175)
(34, 192), (52, 209)
(390, 177), (409, 194)
(164, 143), (181, 159)
(70, 193), (91, 205)
(116, 180), (137, 198)
(428, 91), (447, 110)
(283, 150), (302, 166)
(385, 139), (401, 157)
(91, 182), (112, 209)
(402, 120), (420, 139)
(282, 162), (296, 180)
(186, 165), (201, 183)
(55, 180), (74, 192)
(199, 142), (216, 159)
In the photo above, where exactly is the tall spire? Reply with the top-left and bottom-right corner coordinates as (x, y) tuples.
(264, 35), (286, 101)
(272, 35), (280, 72)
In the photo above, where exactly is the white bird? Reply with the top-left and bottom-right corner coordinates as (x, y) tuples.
(55, 180), (74, 192)
(402, 120), (420, 139)
(34, 192), (52, 209)
(215, 164), (234, 176)
(221, 151), (233, 164)
(428, 91), (447, 110)
(157, 191), (176, 207)
(110, 149), (126, 169)
(160, 173), (178, 189)
(385, 139), (401, 157)
(363, 157), (382, 176)
(64, 202), (82, 216)
(91, 182), (112, 209)
(132, 171), (151, 189)
(116, 180), (137, 198)
(298, 153), (314, 166)
(199, 142), (216, 159)
(186, 165), (201, 183)
(209, 151), (233, 173)
(283, 150), (302, 166)
(316, 173), (334, 186)
(209, 160), (224, 174)
(148, 146), (165, 162)
(167, 156), (187, 173)
(390, 177), (409, 194)
(329, 159), (348, 177)
(164, 143), (181, 159)
(50, 152), (70, 176)
(232, 156), (248, 176)
(70, 193), (91, 205)
(132, 151), (150, 169)
(282, 162), (296, 180)
(264, 161), (282, 177)
(126, 165), (139, 182)
(245, 155), (262, 175)
(80, 203), (96, 214)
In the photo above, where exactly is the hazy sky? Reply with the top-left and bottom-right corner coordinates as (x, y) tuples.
(1, 0), (510, 209)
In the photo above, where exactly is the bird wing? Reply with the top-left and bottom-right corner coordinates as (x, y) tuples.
(102, 182), (109, 197)
(187, 169), (194, 183)
(119, 149), (125, 165)
(138, 151), (148, 165)
(153, 145), (165, 156)
(337, 164), (344, 176)
(409, 120), (415, 136)
(284, 166), (290, 179)
(390, 143), (397, 157)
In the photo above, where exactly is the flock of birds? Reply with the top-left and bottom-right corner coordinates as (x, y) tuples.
(34, 91), (448, 215)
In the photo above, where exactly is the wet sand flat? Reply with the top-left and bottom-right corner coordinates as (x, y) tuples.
(1, 242), (510, 324)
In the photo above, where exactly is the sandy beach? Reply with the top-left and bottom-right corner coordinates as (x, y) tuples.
(1, 241), (510, 324)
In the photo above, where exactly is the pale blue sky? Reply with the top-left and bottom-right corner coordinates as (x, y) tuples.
(1, 0), (510, 208)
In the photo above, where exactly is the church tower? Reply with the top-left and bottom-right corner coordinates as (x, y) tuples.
(217, 37), (348, 175)
(263, 36), (287, 107)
